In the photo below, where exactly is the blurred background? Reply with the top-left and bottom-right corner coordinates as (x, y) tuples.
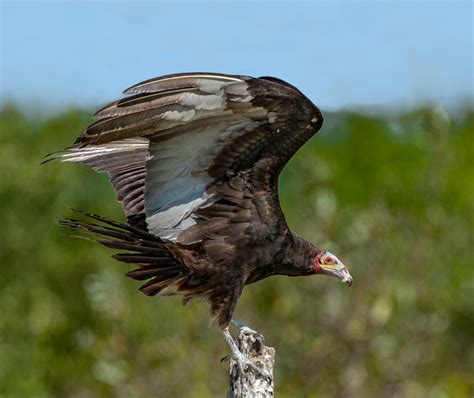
(1, 1), (473, 397)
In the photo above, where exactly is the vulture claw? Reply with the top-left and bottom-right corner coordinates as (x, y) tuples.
(222, 327), (271, 381)
(220, 354), (231, 363)
(231, 350), (272, 381)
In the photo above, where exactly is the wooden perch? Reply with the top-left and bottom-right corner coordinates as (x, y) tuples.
(227, 328), (276, 397)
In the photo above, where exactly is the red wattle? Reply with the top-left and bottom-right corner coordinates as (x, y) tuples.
(312, 253), (323, 273)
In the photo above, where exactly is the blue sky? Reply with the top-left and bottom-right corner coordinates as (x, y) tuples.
(1, 1), (472, 112)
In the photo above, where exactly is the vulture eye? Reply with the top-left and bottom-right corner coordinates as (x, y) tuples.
(324, 257), (335, 265)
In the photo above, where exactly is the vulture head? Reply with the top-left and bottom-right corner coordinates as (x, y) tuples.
(313, 251), (353, 286)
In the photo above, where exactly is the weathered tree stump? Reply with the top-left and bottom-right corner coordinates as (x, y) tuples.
(227, 328), (276, 397)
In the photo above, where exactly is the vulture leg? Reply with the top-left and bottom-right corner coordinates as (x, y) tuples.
(222, 327), (271, 380)
(231, 318), (258, 334)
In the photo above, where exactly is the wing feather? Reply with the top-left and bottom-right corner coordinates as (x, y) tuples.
(123, 72), (246, 94)
(47, 138), (148, 226)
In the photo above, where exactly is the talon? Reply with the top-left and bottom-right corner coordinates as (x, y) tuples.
(233, 353), (264, 376)
(220, 354), (231, 363)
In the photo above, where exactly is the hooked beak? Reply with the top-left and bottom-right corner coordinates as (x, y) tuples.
(321, 265), (353, 286)
(339, 267), (353, 286)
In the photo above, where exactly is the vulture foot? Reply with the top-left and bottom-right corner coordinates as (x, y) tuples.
(222, 327), (271, 381)
(230, 318), (258, 334)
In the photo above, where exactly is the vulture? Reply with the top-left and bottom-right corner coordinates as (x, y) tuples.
(49, 72), (352, 376)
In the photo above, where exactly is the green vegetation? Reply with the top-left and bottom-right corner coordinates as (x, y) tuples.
(1, 105), (473, 397)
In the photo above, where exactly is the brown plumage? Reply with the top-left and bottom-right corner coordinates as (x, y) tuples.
(50, 72), (352, 374)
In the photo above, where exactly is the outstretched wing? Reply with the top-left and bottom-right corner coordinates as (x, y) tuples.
(53, 72), (323, 241)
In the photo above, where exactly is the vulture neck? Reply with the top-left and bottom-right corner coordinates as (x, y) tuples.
(275, 232), (320, 277)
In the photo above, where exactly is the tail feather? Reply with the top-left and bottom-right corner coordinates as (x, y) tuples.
(58, 210), (190, 296)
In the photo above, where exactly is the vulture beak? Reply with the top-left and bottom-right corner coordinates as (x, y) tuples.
(337, 266), (353, 286)
(324, 265), (353, 286)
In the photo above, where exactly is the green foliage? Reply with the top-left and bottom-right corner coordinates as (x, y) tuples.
(1, 104), (473, 397)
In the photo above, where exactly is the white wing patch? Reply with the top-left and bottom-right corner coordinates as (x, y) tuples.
(145, 122), (227, 240)
(147, 195), (210, 240)
(179, 93), (224, 110)
(163, 109), (196, 122)
(144, 118), (264, 241)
